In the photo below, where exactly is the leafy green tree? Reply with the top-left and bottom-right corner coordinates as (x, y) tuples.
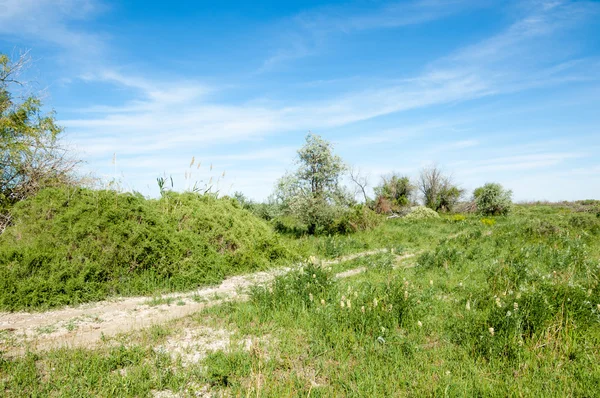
(473, 182), (513, 216)
(373, 173), (413, 213)
(1, 52), (77, 215)
(275, 133), (348, 234)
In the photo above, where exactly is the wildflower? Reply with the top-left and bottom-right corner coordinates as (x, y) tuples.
(488, 327), (495, 336)
(466, 301), (471, 311)
(320, 299), (325, 306)
(404, 290), (409, 300)
(309, 293), (313, 302)
(495, 297), (502, 308)
(513, 302), (519, 311)
(312, 274), (316, 279)
(346, 300), (352, 309)
(429, 280), (433, 286)
(597, 304), (600, 311)
(388, 304), (393, 312)
(373, 298), (378, 307)
(445, 371), (451, 376)
(459, 282), (463, 288)
(361, 306), (365, 313)
(417, 321), (423, 328)
(340, 300), (345, 308)
(506, 311), (512, 317)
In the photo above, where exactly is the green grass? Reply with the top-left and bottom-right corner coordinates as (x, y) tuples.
(1, 203), (600, 396)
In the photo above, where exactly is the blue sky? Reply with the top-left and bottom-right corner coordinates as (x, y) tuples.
(1, 0), (599, 201)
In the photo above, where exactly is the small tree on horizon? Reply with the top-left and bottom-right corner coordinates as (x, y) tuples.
(418, 165), (463, 212)
(274, 133), (348, 233)
(373, 173), (414, 213)
(473, 182), (513, 216)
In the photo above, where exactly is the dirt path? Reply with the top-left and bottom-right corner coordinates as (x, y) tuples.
(0, 249), (417, 355)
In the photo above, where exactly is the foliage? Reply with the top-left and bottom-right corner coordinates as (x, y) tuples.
(373, 173), (413, 213)
(274, 133), (350, 234)
(0, 187), (294, 310)
(329, 205), (383, 234)
(404, 206), (440, 220)
(474, 182), (513, 216)
(0, 53), (78, 214)
(418, 166), (463, 212)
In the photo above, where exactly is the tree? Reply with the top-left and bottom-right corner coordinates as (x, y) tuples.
(418, 165), (463, 212)
(274, 133), (348, 234)
(473, 183), (512, 216)
(349, 167), (370, 204)
(373, 173), (413, 213)
(0, 52), (78, 214)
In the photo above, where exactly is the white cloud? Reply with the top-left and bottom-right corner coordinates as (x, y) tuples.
(0, 0), (105, 56)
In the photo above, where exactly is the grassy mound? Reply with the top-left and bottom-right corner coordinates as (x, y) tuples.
(404, 206), (440, 220)
(0, 187), (295, 311)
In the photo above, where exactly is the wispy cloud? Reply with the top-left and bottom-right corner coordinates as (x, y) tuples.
(0, 0), (106, 56)
(64, 0), (599, 175)
(261, 0), (486, 71)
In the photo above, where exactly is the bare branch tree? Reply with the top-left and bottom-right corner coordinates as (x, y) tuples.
(418, 165), (463, 212)
(350, 167), (370, 204)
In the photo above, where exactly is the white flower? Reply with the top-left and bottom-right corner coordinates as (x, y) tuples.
(373, 298), (378, 307)
(513, 302), (519, 311)
(340, 300), (345, 308)
(309, 293), (313, 302)
(429, 280), (433, 286)
(489, 327), (495, 336)
(404, 290), (409, 300)
(320, 299), (325, 306)
(466, 301), (471, 311)
(346, 300), (352, 309)
(506, 311), (512, 317)
(417, 321), (423, 328)
(361, 306), (365, 313)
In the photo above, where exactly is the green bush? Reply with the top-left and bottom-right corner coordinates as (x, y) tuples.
(404, 206), (440, 220)
(474, 183), (512, 216)
(330, 205), (383, 234)
(0, 187), (295, 310)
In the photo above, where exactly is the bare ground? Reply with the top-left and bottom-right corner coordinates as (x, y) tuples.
(0, 250), (417, 355)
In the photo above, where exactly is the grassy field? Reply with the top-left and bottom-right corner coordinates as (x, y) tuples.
(1, 203), (600, 396)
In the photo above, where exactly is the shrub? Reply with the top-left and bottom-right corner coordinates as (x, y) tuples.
(474, 183), (512, 216)
(404, 206), (440, 220)
(0, 187), (295, 310)
(330, 205), (383, 234)
(373, 174), (414, 213)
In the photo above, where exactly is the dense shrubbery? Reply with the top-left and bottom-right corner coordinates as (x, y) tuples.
(373, 174), (414, 214)
(0, 187), (294, 310)
(474, 182), (513, 216)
